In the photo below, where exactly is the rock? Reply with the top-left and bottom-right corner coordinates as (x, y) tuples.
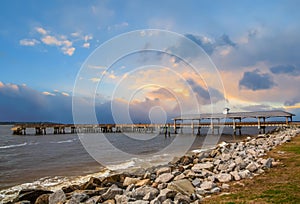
(49, 190), (66, 204)
(191, 199), (202, 204)
(123, 177), (141, 186)
(195, 188), (206, 195)
(221, 153), (231, 161)
(128, 201), (149, 204)
(210, 149), (220, 158)
(284, 136), (291, 142)
(157, 183), (167, 190)
(192, 178), (201, 187)
(156, 167), (171, 176)
(15, 201), (31, 204)
(84, 196), (101, 204)
(228, 162), (236, 171)
(143, 171), (151, 179)
(199, 181), (216, 190)
(133, 186), (159, 200)
(136, 179), (151, 187)
(210, 187), (221, 194)
(101, 174), (126, 187)
(256, 168), (265, 174)
(216, 173), (232, 182)
(34, 194), (50, 204)
(234, 156), (246, 169)
(261, 158), (273, 168)
(157, 188), (177, 201)
(230, 171), (241, 181)
(167, 179), (195, 196)
(246, 162), (258, 172)
(126, 184), (135, 191)
(162, 199), (174, 204)
(173, 173), (186, 181)
(14, 189), (53, 203)
(179, 155), (193, 165)
(62, 185), (80, 193)
(143, 191), (159, 201)
(191, 162), (214, 172)
(174, 193), (190, 204)
(68, 192), (89, 203)
(81, 177), (102, 190)
(246, 149), (257, 157)
(221, 183), (230, 190)
(155, 173), (174, 183)
(101, 184), (123, 201)
(239, 170), (251, 179)
(115, 195), (129, 204)
(103, 199), (116, 204)
(217, 163), (229, 172)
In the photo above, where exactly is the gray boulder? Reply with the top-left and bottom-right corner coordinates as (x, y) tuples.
(49, 189), (66, 204)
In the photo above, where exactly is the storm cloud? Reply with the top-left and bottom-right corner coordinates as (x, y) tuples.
(0, 82), (179, 124)
(239, 69), (276, 91)
(270, 64), (300, 76)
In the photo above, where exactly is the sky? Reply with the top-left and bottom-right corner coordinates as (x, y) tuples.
(0, 0), (300, 123)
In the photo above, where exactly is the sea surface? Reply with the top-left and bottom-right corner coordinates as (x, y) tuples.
(0, 125), (275, 202)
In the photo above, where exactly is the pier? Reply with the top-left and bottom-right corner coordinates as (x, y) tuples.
(11, 110), (298, 136)
(173, 110), (296, 135)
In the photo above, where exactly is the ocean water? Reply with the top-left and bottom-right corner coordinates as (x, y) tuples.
(0, 125), (274, 202)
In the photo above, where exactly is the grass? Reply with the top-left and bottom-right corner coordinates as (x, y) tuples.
(203, 132), (300, 204)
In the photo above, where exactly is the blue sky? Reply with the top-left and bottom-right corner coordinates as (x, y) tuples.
(0, 0), (300, 123)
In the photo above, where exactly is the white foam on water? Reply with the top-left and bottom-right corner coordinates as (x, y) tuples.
(0, 142), (27, 149)
(50, 139), (75, 144)
(106, 160), (136, 171)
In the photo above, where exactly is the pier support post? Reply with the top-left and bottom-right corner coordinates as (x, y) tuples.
(22, 128), (26, 135)
(191, 120), (194, 135)
(174, 120), (177, 134)
(233, 118), (236, 135)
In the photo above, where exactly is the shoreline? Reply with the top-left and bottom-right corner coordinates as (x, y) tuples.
(0, 132), (249, 191)
(2, 126), (299, 203)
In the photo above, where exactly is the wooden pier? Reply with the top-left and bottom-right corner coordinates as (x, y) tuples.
(173, 110), (297, 135)
(11, 123), (161, 135)
(11, 110), (298, 136)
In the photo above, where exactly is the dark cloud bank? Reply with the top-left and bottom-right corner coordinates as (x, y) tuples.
(239, 69), (276, 91)
(0, 83), (178, 124)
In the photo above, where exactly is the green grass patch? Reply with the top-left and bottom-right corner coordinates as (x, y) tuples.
(283, 145), (300, 154)
(203, 132), (300, 203)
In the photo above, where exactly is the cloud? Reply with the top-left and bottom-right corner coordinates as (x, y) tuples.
(19, 39), (40, 46)
(42, 91), (55, 96)
(270, 65), (300, 76)
(184, 33), (236, 55)
(185, 34), (215, 55)
(61, 47), (75, 56)
(35, 27), (48, 35)
(0, 82), (178, 124)
(83, 42), (90, 48)
(90, 77), (101, 83)
(241, 104), (276, 112)
(84, 34), (93, 42)
(40, 35), (75, 56)
(239, 69), (276, 91)
(41, 35), (62, 46)
(284, 97), (300, 106)
(186, 78), (224, 104)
